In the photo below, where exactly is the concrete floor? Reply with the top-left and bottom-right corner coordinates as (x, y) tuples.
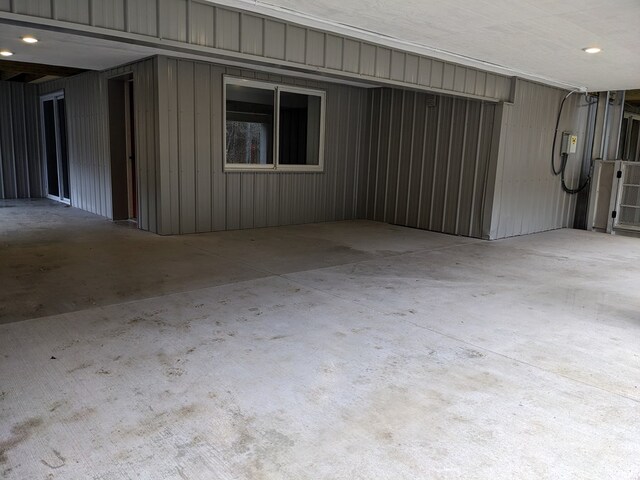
(1, 199), (639, 479)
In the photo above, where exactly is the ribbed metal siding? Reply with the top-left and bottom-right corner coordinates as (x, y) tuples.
(361, 88), (496, 238)
(0, 0), (513, 102)
(155, 57), (367, 235)
(488, 79), (591, 239)
(0, 81), (42, 199)
(37, 58), (158, 226)
(39, 73), (112, 217)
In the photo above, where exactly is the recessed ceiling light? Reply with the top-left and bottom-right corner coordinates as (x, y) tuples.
(0, 50), (13, 57)
(22, 35), (38, 44)
(583, 47), (602, 54)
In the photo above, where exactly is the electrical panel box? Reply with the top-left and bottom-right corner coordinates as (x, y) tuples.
(561, 132), (578, 155)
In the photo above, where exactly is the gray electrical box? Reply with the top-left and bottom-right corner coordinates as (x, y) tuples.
(561, 132), (578, 155)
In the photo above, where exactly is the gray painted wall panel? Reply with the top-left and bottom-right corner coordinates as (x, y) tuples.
(0, 1), (10, 11)
(128, 0), (157, 36)
(487, 79), (590, 239)
(431, 61), (444, 89)
(325, 35), (343, 70)
(40, 72), (112, 217)
(215, 8), (240, 51)
(264, 20), (285, 60)
(54, 0), (90, 24)
(241, 14), (264, 56)
(285, 25), (306, 63)
(359, 43), (376, 77)
(2, 1), (514, 101)
(306, 30), (325, 67)
(155, 57), (367, 234)
(194, 61), (212, 232)
(160, 0), (187, 42)
(343, 39), (360, 74)
(362, 87), (496, 238)
(404, 54), (419, 84)
(93, 0), (125, 30)
(390, 51), (405, 82)
(190, 1), (215, 47)
(375, 47), (391, 79)
(36, 58), (158, 227)
(15, 0), (51, 17)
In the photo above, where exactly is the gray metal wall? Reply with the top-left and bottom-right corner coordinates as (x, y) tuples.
(0, 0), (514, 102)
(487, 79), (592, 239)
(0, 81), (43, 199)
(360, 88), (496, 238)
(155, 56), (367, 234)
(37, 57), (158, 229)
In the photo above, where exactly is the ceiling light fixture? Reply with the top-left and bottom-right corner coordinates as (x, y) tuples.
(582, 47), (602, 54)
(22, 35), (38, 44)
(0, 50), (13, 57)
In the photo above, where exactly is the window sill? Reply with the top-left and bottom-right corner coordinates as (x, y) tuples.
(224, 164), (324, 173)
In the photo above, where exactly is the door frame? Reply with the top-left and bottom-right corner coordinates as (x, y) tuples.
(40, 90), (70, 204)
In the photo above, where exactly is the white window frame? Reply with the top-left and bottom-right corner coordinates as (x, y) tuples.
(223, 76), (326, 173)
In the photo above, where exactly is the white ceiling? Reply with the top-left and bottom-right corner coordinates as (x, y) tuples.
(0, 23), (150, 70)
(213, 0), (640, 91)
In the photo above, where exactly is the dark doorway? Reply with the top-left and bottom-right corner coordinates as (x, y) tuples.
(108, 75), (137, 222)
(41, 92), (70, 203)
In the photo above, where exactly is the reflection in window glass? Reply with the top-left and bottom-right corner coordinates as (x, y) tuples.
(279, 91), (321, 166)
(225, 84), (274, 165)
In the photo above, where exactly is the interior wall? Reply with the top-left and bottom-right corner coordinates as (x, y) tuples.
(487, 79), (592, 239)
(40, 72), (112, 217)
(361, 88), (496, 238)
(37, 57), (158, 229)
(0, 81), (43, 199)
(155, 56), (368, 235)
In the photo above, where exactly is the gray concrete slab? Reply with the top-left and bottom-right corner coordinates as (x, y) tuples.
(0, 200), (639, 479)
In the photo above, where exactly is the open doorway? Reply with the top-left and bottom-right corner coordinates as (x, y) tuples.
(108, 74), (137, 223)
(41, 91), (70, 204)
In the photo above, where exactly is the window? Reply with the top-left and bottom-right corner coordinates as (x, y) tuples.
(224, 77), (325, 171)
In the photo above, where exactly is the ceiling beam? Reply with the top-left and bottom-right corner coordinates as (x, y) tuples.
(0, 59), (85, 77)
(0, 71), (22, 81)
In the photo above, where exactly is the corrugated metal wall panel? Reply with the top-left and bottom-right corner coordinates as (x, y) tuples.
(362, 87), (496, 238)
(190, 1), (215, 47)
(215, 8), (240, 51)
(264, 19), (285, 60)
(127, 0), (157, 36)
(306, 30), (325, 67)
(160, 0), (187, 42)
(35, 58), (158, 226)
(155, 57), (368, 234)
(285, 25), (306, 64)
(241, 13), (264, 56)
(39, 73), (111, 217)
(54, 0), (90, 24)
(93, 0), (126, 30)
(2, 1), (514, 102)
(487, 79), (590, 239)
(14, 0), (51, 17)
(0, 81), (42, 199)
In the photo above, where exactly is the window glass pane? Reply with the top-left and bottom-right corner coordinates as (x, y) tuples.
(279, 91), (321, 166)
(225, 84), (274, 165)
